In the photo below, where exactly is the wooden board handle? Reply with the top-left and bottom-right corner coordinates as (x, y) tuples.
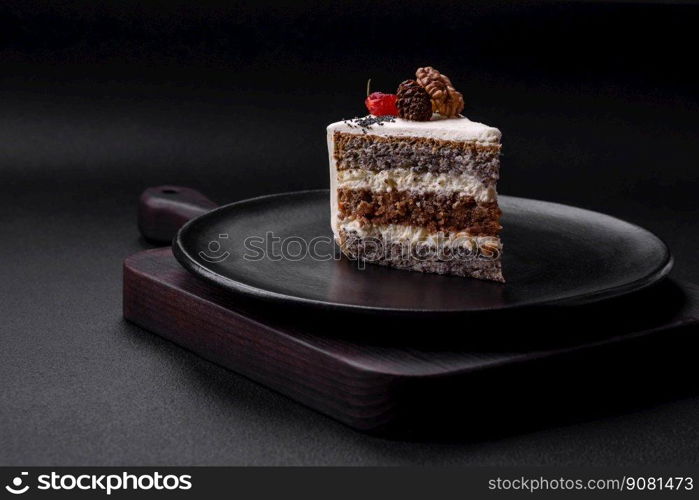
(138, 186), (218, 244)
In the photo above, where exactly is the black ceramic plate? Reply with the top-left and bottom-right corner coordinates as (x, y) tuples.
(173, 190), (672, 314)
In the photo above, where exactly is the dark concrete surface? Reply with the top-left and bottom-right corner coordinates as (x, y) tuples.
(1, 1), (697, 465)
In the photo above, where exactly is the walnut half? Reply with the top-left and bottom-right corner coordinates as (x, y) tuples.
(415, 66), (465, 118)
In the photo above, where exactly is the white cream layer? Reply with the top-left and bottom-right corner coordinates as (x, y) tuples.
(338, 218), (501, 249)
(336, 168), (497, 203)
(327, 115), (502, 144)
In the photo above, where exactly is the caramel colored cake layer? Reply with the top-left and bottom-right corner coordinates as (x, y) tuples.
(337, 188), (501, 236)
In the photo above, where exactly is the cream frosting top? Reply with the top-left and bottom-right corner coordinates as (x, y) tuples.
(327, 115), (501, 144)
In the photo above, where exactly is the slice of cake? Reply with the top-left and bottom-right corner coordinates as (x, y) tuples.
(327, 67), (504, 282)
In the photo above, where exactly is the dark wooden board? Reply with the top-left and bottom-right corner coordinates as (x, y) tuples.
(123, 247), (699, 435)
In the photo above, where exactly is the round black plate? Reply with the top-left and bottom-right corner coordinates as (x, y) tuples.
(173, 190), (672, 314)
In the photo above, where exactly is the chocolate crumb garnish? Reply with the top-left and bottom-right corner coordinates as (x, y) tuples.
(344, 115), (396, 134)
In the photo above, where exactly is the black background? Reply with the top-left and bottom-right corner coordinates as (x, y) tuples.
(1, 1), (698, 465)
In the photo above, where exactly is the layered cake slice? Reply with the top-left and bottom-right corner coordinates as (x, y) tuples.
(327, 67), (504, 282)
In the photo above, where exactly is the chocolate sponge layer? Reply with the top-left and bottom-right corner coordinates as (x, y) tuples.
(337, 188), (501, 236)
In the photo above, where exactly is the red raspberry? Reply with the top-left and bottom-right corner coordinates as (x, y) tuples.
(365, 92), (398, 116)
